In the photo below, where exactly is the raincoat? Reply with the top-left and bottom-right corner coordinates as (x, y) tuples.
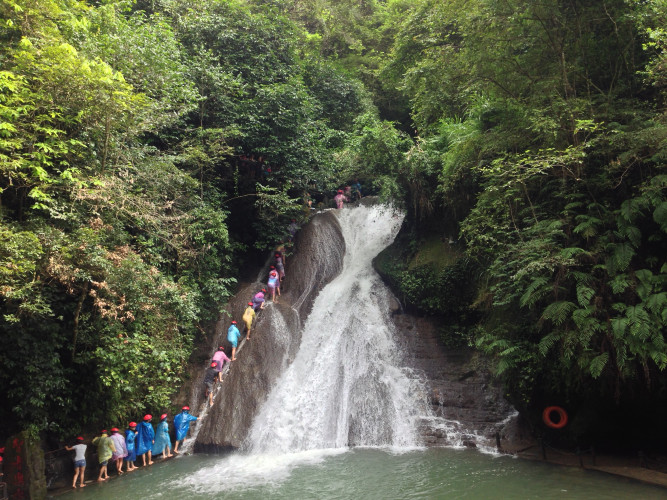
(125, 429), (137, 462)
(242, 306), (256, 330)
(227, 324), (241, 345)
(174, 411), (198, 441)
(252, 292), (265, 311)
(135, 421), (155, 456)
(110, 432), (127, 460)
(151, 419), (171, 456)
(92, 433), (116, 464)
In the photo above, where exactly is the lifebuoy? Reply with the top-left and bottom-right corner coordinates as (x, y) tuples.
(542, 406), (568, 429)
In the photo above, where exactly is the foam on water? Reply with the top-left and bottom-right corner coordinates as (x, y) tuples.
(167, 448), (349, 494)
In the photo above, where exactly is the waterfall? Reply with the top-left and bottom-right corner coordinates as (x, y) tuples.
(246, 204), (429, 452)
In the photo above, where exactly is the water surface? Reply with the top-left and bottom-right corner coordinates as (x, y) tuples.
(59, 447), (667, 499)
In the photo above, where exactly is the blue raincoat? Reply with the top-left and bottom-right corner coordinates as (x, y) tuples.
(152, 419), (171, 456)
(135, 421), (154, 456)
(174, 411), (198, 441)
(125, 429), (137, 462)
(227, 324), (241, 345)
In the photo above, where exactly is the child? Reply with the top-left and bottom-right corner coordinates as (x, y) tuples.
(227, 320), (241, 361)
(92, 430), (116, 481)
(124, 422), (138, 471)
(204, 362), (218, 406)
(109, 428), (127, 475)
(267, 266), (280, 303)
(243, 302), (256, 340)
(65, 436), (87, 488)
(212, 346), (230, 382)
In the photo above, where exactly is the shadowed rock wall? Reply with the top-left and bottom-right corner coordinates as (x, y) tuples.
(194, 211), (345, 451)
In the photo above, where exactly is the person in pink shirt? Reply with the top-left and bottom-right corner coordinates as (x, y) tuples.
(211, 346), (230, 382)
(334, 189), (347, 209)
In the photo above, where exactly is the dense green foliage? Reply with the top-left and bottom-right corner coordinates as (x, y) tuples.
(371, 0), (667, 443)
(1, 0), (666, 447)
(0, 0), (391, 438)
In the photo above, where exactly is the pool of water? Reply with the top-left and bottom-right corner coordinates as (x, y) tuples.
(56, 447), (667, 499)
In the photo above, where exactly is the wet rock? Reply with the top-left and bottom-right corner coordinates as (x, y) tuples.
(5, 431), (47, 500)
(194, 211), (345, 451)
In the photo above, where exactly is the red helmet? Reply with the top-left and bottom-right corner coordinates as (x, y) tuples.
(76, 436), (84, 441)
(182, 406), (190, 411)
(160, 414), (167, 420)
(231, 320), (237, 324)
(211, 361), (218, 367)
(129, 422), (137, 428)
(248, 302), (253, 306)
(143, 414), (152, 421)
(110, 428), (119, 433)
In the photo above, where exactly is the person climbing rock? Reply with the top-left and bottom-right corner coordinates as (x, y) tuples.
(288, 218), (299, 240)
(334, 189), (347, 209)
(124, 422), (138, 471)
(152, 414), (173, 459)
(65, 436), (87, 488)
(243, 302), (256, 340)
(204, 362), (218, 407)
(352, 179), (362, 200)
(227, 320), (241, 360)
(92, 429), (116, 482)
(136, 414), (155, 466)
(252, 289), (266, 311)
(212, 345), (230, 382)
(267, 266), (280, 303)
(173, 406), (198, 454)
(275, 252), (285, 282)
(109, 428), (127, 475)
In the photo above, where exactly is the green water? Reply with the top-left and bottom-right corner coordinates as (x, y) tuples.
(56, 447), (667, 499)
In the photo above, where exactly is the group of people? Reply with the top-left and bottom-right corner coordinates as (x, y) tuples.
(203, 250), (287, 406)
(65, 407), (198, 488)
(333, 181), (362, 209)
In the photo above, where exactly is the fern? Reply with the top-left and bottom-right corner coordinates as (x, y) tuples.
(609, 242), (635, 273)
(541, 300), (576, 326)
(589, 352), (609, 378)
(653, 201), (667, 231)
(610, 274), (630, 294)
(538, 332), (559, 356)
(520, 276), (550, 307)
(576, 285), (595, 307)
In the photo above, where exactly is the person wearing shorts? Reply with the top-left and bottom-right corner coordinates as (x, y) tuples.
(267, 267), (280, 303)
(204, 362), (218, 407)
(65, 436), (87, 488)
(227, 320), (241, 361)
(92, 430), (116, 481)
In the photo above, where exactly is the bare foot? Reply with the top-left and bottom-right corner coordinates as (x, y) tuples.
(246, 337), (250, 341)
(118, 471), (124, 475)
(147, 461), (154, 465)
(80, 484), (86, 488)
(72, 485), (77, 489)
(97, 478), (104, 482)
(232, 358), (237, 361)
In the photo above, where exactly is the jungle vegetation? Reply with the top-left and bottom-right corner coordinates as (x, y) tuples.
(1, 0), (665, 446)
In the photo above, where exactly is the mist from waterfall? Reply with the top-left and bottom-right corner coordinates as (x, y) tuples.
(247, 204), (429, 453)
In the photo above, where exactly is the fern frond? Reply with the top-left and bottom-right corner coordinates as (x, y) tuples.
(541, 301), (576, 326)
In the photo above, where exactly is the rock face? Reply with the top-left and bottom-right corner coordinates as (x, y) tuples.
(390, 313), (530, 449)
(191, 207), (529, 453)
(194, 211), (345, 451)
(4, 431), (47, 499)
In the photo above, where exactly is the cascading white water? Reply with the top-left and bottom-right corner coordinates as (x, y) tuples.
(247, 204), (429, 452)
